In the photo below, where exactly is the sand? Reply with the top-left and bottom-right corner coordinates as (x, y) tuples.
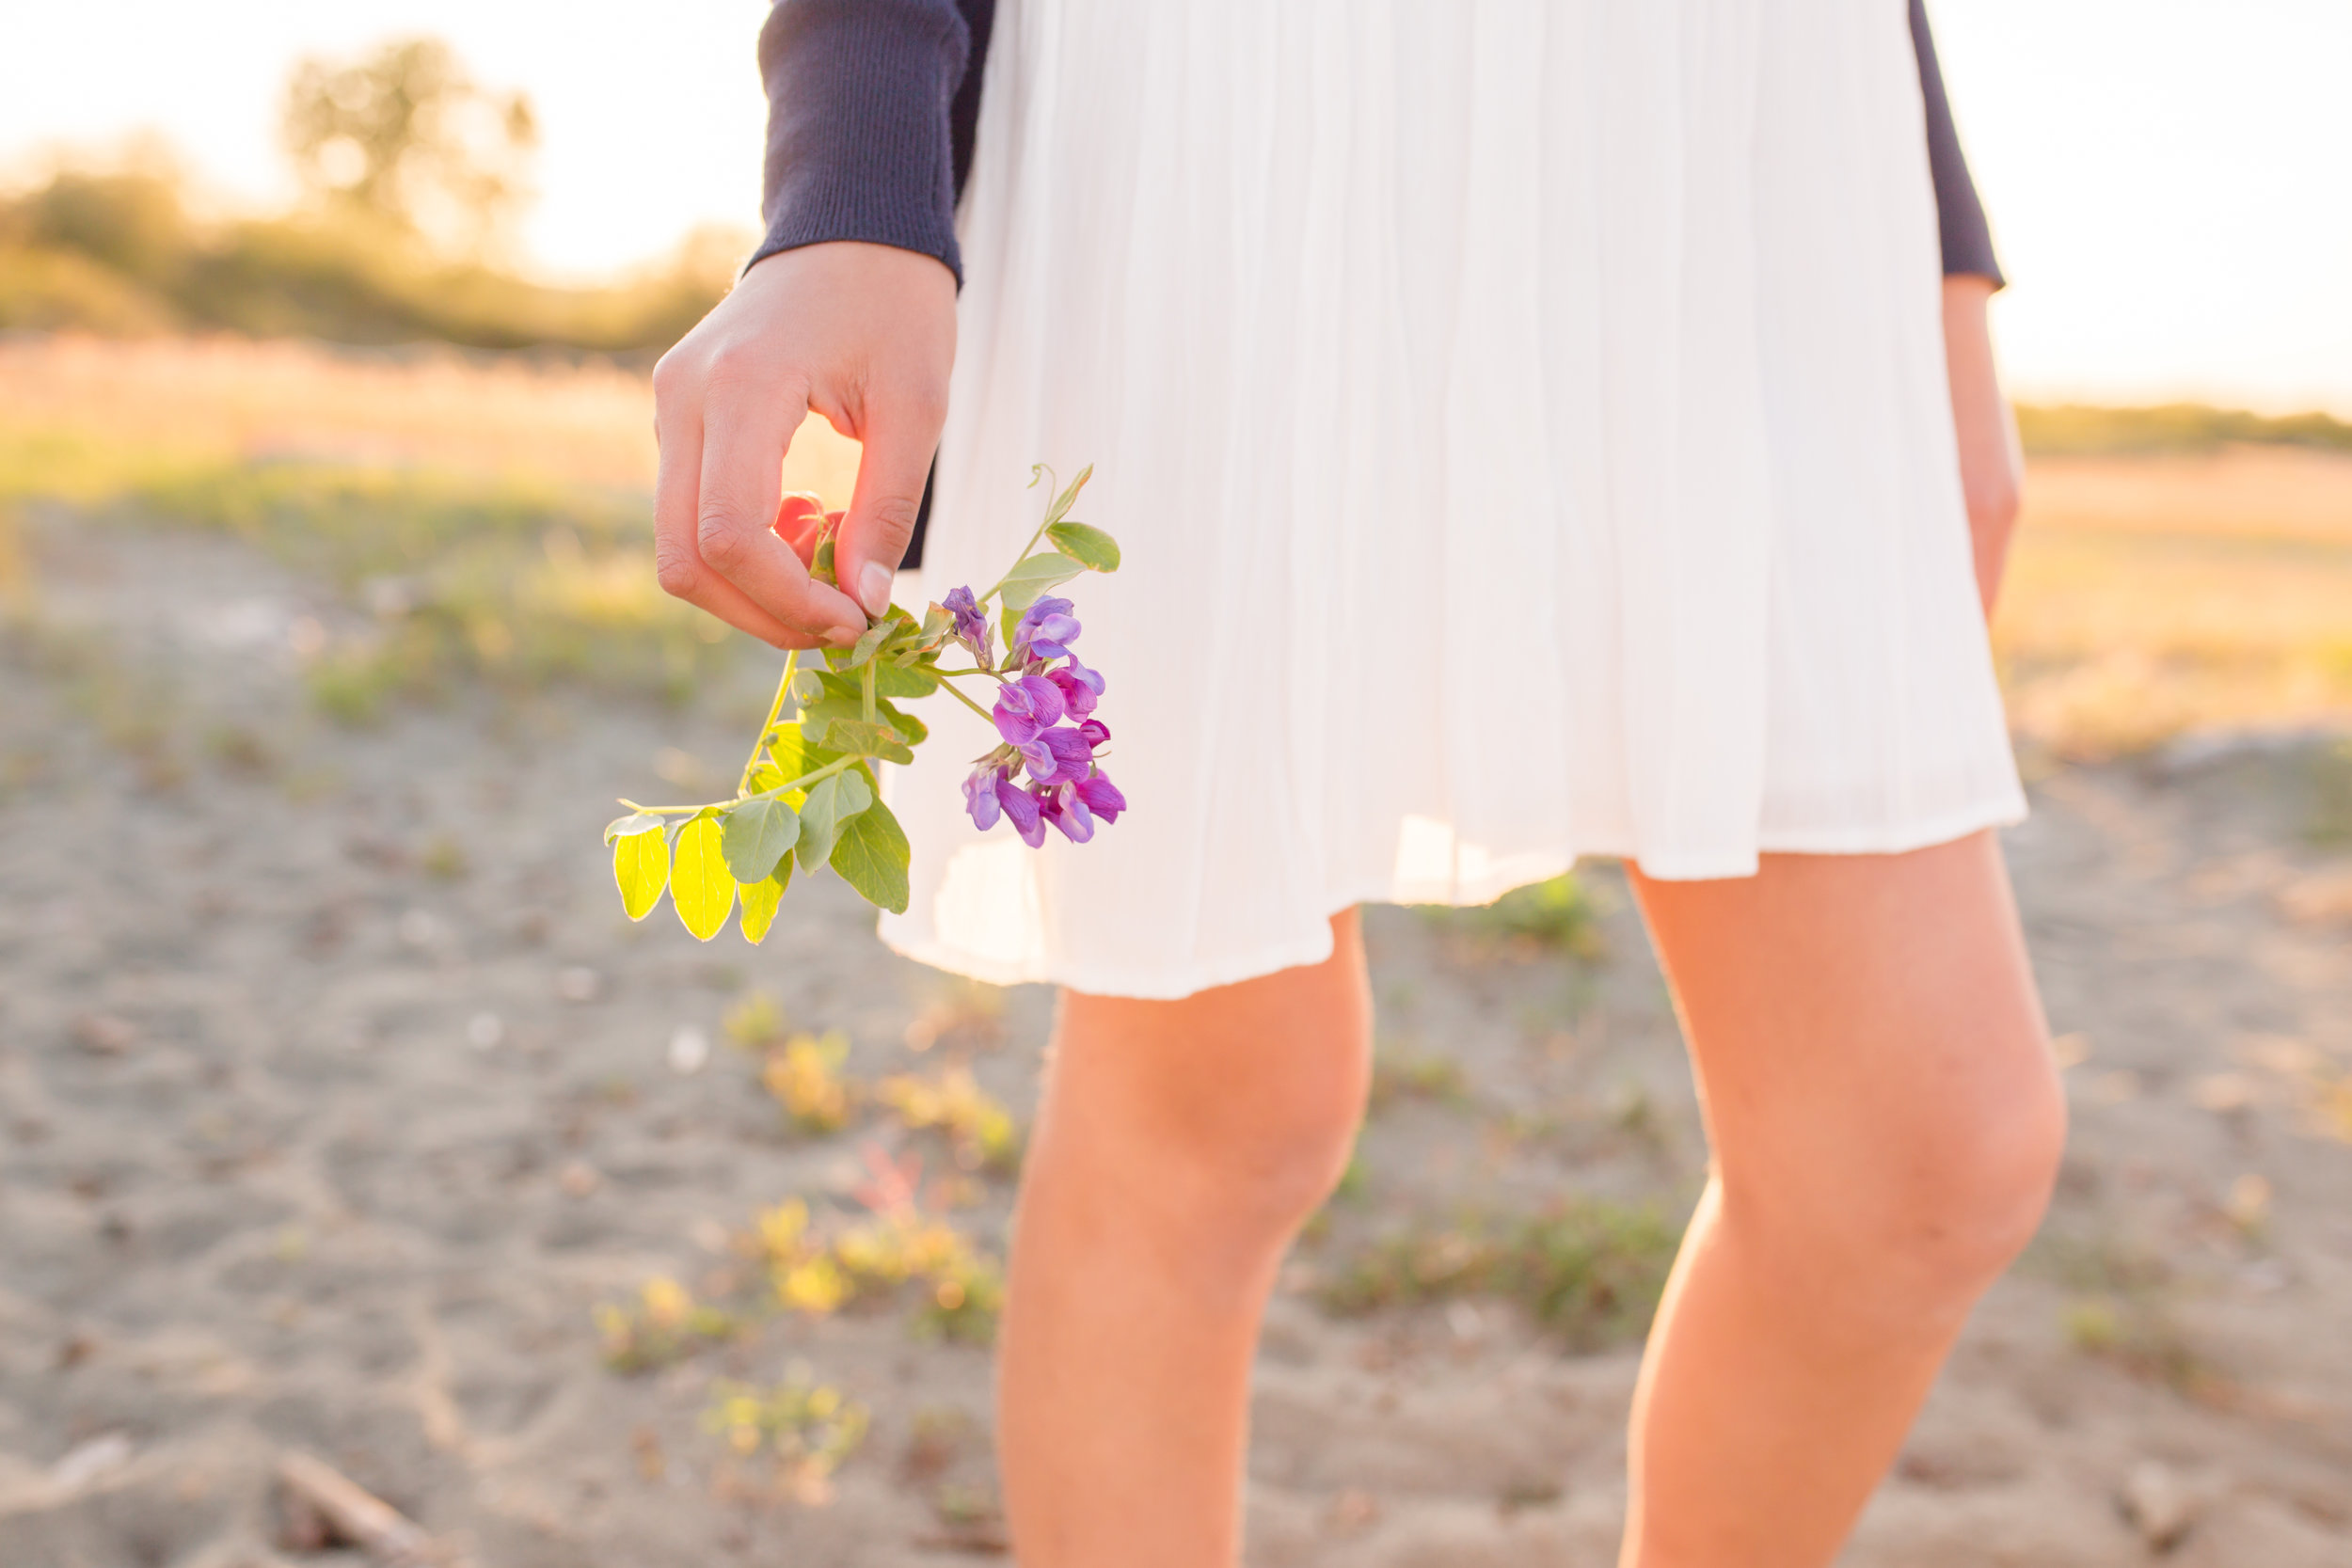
(3, 513), (2348, 1567)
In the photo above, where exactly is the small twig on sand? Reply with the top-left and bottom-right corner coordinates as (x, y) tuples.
(276, 1451), (443, 1565)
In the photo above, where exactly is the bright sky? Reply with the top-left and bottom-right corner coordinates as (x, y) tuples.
(5, 0), (2349, 414)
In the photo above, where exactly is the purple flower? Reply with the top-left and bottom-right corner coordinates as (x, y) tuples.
(1012, 596), (1081, 663)
(962, 764), (1004, 831)
(1025, 724), (1096, 786)
(1041, 784), (1096, 844)
(940, 585), (994, 666)
(1076, 717), (1111, 752)
(995, 772), (1046, 847)
(1046, 657), (1104, 720)
(991, 673), (1066, 745)
(1073, 771), (1126, 825)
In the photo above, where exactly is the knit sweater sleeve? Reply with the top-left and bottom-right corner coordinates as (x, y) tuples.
(745, 0), (977, 284)
(1910, 0), (2004, 287)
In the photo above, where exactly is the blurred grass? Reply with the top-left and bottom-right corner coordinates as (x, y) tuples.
(2, 428), (735, 716)
(1, 335), (862, 721)
(1995, 445), (2352, 757)
(2017, 402), (2352, 458)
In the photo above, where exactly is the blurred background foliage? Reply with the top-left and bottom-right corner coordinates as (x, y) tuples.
(0, 37), (739, 355)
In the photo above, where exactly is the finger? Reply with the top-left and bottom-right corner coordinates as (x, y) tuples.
(835, 387), (945, 619)
(698, 383), (866, 642)
(653, 385), (823, 648)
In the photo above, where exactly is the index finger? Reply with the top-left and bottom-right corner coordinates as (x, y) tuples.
(696, 385), (866, 642)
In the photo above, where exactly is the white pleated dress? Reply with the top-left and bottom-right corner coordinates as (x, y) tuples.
(879, 0), (2026, 1000)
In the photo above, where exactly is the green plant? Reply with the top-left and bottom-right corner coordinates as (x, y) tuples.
(1368, 1042), (1470, 1111)
(593, 1275), (737, 1373)
(1427, 873), (1602, 956)
(606, 466), (1121, 938)
(1320, 1199), (1682, 1351)
(703, 1366), (870, 1498)
(876, 1066), (1022, 1173)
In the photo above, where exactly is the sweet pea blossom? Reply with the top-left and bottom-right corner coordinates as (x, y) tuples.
(941, 585), (993, 665)
(1073, 772), (1126, 824)
(995, 771), (1046, 847)
(1041, 783), (1096, 843)
(992, 673), (1067, 745)
(1013, 597), (1082, 663)
(1046, 657), (1104, 720)
(963, 763), (1004, 831)
(1026, 724), (1096, 786)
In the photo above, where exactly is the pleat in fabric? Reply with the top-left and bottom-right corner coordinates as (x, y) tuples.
(877, 0), (2026, 999)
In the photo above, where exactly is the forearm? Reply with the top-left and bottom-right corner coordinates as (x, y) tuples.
(1941, 276), (2022, 620)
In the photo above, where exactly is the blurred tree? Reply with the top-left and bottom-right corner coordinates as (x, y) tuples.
(279, 37), (538, 257)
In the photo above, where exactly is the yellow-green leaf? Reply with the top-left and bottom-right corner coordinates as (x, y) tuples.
(613, 823), (670, 920)
(739, 854), (791, 943)
(1046, 520), (1121, 572)
(671, 812), (737, 941)
(994, 550), (1085, 612)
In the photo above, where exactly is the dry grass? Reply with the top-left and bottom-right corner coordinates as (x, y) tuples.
(1997, 447), (2352, 757)
(0, 332), (861, 498)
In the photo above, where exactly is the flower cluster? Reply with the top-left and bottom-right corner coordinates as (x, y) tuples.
(960, 594), (1126, 845)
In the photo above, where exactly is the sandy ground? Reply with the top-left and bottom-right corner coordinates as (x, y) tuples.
(3, 513), (2349, 1567)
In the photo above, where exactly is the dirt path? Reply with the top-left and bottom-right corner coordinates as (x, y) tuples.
(3, 517), (2347, 1566)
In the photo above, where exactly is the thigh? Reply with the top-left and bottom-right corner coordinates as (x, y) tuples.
(1629, 832), (2058, 1243)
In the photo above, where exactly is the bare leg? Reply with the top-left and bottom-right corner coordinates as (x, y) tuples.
(997, 911), (1372, 1568)
(1619, 831), (2066, 1567)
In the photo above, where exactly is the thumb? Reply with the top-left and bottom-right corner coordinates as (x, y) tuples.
(835, 398), (941, 620)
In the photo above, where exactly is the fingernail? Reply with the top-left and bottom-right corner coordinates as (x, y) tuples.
(858, 561), (894, 617)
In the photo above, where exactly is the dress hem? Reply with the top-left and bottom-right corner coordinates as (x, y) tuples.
(876, 790), (2030, 1001)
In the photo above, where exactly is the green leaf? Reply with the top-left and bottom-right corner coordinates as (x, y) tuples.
(1046, 520), (1121, 572)
(830, 795), (912, 914)
(604, 812), (663, 846)
(807, 717), (912, 764)
(738, 854), (791, 943)
(848, 618), (893, 666)
(994, 550), (1085, 612)
(765, 721), (842, 787)
(790, 668), (826, 705)
(721, 796), (800, 884)
(1044, 463), (1093, 528)
(812, 535), (836, 586)
(612, 823), (670, 920)
(793, 769), (873, 873)
(873, 658), (941, 697)
(670, 811), (737, 942)
(875, 698), (929, 747)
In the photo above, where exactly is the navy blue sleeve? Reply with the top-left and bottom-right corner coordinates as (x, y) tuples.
(1910, 0), (2004, 287)
(746, 0), (979, 284)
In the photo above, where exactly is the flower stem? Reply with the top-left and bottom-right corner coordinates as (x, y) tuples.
(938, 679), (997, 724)
(739, 650), (800, 795)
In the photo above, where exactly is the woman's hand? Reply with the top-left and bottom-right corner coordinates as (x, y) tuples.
(1940, 274), (2023, 623)
(652, 241), (958, 647)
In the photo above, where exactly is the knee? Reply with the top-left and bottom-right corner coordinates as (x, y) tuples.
(1145, 1001), (1372, 1243)
(1053, 957), (1373, 1255)
(1736, 1036), (2066, 1328)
